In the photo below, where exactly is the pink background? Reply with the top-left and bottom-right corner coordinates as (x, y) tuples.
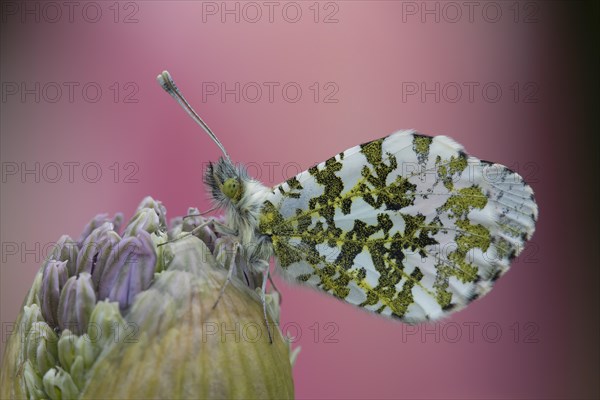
(1, 1), (598, 399)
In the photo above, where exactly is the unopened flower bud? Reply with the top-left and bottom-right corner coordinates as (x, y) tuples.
(42, 367), (79, 400)
(47, 235), (78, 275)
(56, 331), (98, 390)
(23, 361), (45, 399)
(89, 230), (121, 291)
(99, 231), (157, 310)
(136, 196), (167, 229)
(56, 330), (76, 372)
(87, 301), (127, 348)
(75, 222), (113, 275)
(57, 273), (96, 335)
(78, 213), (122, 246)
(123, 208), (160, 236)
(73, 335), (96, 370)
(39, 260), (68, 329)
(24, 322), (58, 376)
(20, 304), (43, 339)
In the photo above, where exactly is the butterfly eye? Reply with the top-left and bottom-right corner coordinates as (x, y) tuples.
(222, 178), (242, 201)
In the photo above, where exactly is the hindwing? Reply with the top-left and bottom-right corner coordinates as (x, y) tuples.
(259, 130), (537, 322)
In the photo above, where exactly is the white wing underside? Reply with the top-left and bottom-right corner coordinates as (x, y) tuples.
(261, 130), (538, 322)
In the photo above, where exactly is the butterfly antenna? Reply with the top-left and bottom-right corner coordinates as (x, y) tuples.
(157, 70), (231, 161)
(182, 205), (219, 220)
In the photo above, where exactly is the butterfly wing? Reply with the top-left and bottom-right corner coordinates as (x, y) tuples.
(259, 130), (538, 322)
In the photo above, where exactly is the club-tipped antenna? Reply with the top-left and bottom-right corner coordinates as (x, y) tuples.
(157, 70), (230, 160)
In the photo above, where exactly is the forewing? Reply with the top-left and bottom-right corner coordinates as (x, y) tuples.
(259, 130), (538, 322)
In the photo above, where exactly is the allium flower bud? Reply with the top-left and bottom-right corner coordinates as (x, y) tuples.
(20, 304), (43, 338)
(42, 367), (79, 400)
(48, 235), (79, 276)
(78, 213), (123, 246)
(56, 331), (77, 372)
(24, 322), (59, 376)
(39, 260), (69, 329)
(136, 195), (168, 229)
(123, 208), (161, 236)
(86, 301), (127, 348)
(0, 197), (296, 399)
(57, 273), (96, 335)
(23, 361), (45, 399)
(75, 222), (114, 275)
(100, 230), (157, 310)
(89, 230), (121, 291)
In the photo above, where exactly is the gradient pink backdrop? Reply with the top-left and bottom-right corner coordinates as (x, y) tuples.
(1, 1), (598, 399)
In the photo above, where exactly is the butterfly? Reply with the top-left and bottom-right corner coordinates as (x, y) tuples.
(157, 71), (538, 325)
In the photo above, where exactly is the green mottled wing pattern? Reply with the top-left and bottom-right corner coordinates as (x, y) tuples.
(259, 130), (538, 322)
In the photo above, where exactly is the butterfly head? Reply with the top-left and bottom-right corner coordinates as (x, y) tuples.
(205, 157), (246, 206)
(222, 177), (241, 200)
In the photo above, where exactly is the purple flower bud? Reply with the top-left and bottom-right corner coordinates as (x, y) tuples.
(39, 260), (69, 329)
(75, 222), (113, 275)
(48, 235), (78, 274)
(123, 209), (160, 237)
(90, 231), (121, 291)
(78, 213), (122, 246)
(136, 196), (167, 229)
(57, 273), (96, 335)
(99, 231), (157, 311)
(111, 212), (124, 233)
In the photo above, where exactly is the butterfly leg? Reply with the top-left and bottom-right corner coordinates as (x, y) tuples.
(181, 204), (218, 220)
(212, 241), (240, 310)
(268, 273), (283, 305)
(208, 233), (275, 344)
(261, 269), (274, 344)
(157, 219), (215, 247)
(211, 219), (237, 236)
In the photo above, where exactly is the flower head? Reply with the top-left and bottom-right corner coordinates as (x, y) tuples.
(0, 197), (295, 399)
